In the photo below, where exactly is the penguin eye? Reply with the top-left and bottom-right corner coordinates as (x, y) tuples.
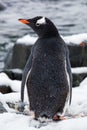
(36, 23), (40, 27)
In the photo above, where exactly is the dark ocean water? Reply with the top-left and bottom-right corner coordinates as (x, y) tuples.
(0, 0), (87, 70)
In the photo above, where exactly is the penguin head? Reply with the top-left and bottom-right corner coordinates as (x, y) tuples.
(18, 16), (59, 38)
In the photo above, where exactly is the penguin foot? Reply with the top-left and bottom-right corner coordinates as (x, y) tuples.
(53, 115), (66, 121)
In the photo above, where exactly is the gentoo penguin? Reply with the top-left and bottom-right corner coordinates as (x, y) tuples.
(19, 16), (72, 121)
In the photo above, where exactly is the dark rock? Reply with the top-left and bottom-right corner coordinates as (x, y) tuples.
(68, 44), (87, 67)
(2, 69), (22, 80)
(7, 101), (27, 112)
(4, 43), (32, 70)
(0, 102), (7, 113)
(4, 42), (87, 70)
(6, 102), (15, 109)
(72, 73), (87, 87)
(0, 3), (6, 11)
(0, 85), (12, 94)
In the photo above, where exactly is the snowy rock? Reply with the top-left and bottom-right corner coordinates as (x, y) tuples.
(0, 85), (12, 94)
(3, 34), (87, 86)
(72, 67), (87, 86)
(4, 33), (87, 70)
(17, 35), (37, 45)
(63, 33), (87, 45)
(6, 101), (27, 112)
(17, 33), (87, 46)
(0, 73), (21, 93)
(0, 102), (7, 113)
(73, 73), (87, 87)
(2, 69), (22, 80)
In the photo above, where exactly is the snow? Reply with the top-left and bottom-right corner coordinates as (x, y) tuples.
(8, 68), (22, 74)
(17, 34), (37, 45)
(17, 33), (87, 45)
(0, 113), (87, 130)
(0, 71), (87, 129)
(68, 78), (87, 116)
(0, 72), (21, 92)
(72, 67), (87, 74)
(80, 77), (87, 87)
(63, 33), (87, 45)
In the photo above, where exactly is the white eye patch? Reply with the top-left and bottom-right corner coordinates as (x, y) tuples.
(36, 17), (46, 25)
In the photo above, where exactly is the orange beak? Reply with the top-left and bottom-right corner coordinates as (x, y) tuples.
(18, 19), (30, 24)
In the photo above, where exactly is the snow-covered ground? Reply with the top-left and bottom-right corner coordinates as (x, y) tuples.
(0, 69), (87, 130)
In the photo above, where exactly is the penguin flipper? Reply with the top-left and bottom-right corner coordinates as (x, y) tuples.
(66, 47), (72, 104)
(21, 48), (33, 102)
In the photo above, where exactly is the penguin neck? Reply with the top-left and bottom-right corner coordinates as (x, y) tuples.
(39, 29), (60, 39)
(38, 23), (60, 38)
